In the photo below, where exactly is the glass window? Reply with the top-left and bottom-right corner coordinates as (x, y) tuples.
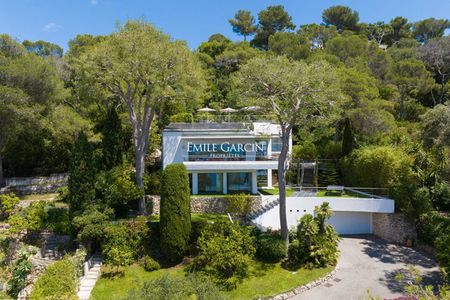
(198, 173), (223, 194)
(257, 170), (267, 187)
(227, 172), (252, 193)
(271, 138), (282, 152)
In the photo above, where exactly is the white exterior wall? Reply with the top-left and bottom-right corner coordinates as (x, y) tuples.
(254, 197), (394, 234)
(162, 122), (290, 193)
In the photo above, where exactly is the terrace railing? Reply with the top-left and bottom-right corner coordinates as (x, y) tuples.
(287, 186), (391, 199)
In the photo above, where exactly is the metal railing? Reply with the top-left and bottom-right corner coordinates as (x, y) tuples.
(183, 154), (279, 162)
(287, 186), (391, 199)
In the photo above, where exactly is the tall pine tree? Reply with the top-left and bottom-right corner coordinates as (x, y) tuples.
(97, 107), (126, 170)
(342, 118), (354, 156)
(68, 132), (97, 217)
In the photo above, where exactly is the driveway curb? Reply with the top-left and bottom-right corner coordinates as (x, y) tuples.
(264, 264), (339, 300)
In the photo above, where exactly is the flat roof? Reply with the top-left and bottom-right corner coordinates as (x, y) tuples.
(163, 122), (282, 136)
(164, 122), (250, 132)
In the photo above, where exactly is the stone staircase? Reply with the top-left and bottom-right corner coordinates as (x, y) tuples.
(40, 231), (61, 260)
(248, 196), (280, 221)
(77, 254), (102, 300)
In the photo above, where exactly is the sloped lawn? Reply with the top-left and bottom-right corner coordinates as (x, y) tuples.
(90, 261), (333, 300)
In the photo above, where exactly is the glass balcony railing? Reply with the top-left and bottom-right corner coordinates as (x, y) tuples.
(183, 154), (279, 162)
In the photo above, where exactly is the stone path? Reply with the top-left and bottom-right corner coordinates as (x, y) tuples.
(77, 255), (102, 300)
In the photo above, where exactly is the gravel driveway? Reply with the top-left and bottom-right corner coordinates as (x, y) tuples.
(292, 235), (442, 300)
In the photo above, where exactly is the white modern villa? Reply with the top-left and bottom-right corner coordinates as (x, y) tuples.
(162, 121), (395, 235)
(162, 121), (290, 195)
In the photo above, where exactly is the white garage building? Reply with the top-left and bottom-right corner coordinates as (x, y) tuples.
(253, 195), (395, 235)
(161, 120), (394, 235)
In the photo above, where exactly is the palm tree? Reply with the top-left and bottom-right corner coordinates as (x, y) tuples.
(314, 202), (333, 235)
(298, 214), (318, 249)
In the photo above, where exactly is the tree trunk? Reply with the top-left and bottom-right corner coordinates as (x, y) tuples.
(278, 130), (291, 250)
(438, 74), (446, 104)
(135, 147), (146, 214)
(0, 153), (5, 188)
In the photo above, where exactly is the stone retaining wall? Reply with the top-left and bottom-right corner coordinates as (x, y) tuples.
(147, 195), (262, 215)
(1, 173), (68, 196)
(373, 213), (417, 244)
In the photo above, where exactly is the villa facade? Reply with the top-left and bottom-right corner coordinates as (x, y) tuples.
(162, 122), (291, 195)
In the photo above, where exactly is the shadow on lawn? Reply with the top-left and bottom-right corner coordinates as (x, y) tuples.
(249, 261), (276, 277)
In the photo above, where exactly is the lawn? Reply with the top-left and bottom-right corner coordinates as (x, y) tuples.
(315, 190), (367, 198)
(90, 261), (333, 300)
(259, 187), (295, 197)
(224, 261), (333, 299)
(90, 264), (185, 300)
(19, 193), (59, 201)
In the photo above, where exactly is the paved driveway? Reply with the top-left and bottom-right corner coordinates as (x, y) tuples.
(293, 235), (442, 300)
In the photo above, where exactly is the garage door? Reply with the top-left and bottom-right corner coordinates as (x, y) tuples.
(326, 212), (372, 235)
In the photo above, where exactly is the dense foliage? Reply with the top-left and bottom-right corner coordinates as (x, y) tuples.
(29, 258), (78, 300)
(126, 273), (223, 300)
(159, 163), (191, 261)
(1, 3), (450, 289)
(288, 203), (340, 268)
(101, 218), (150, 267)
(254, 230), (287, 263)
(191, 220), (256, 289)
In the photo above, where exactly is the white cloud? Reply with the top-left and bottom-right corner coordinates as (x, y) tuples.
(42, 22), (59, 32)
(91, 0), (98, 5)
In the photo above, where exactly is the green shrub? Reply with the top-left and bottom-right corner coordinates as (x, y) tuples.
(72, 207), (113, 246)
(169, 112), (194, 123)
(160, 163), (191, 261)
(288, 204), (340, 268)
(435, 232), (450, 282)
(416, 211), (448, 246)
(6, 258), (32, 298)
(432, 182), (450, 212)
(140, 256), (161, 272)
(95, 164), (143, 217)
(102, 218), (150, 266)
(126, 273), (223, 300)
(255, 232), (286, 262)
(292, 141), (317, 160)
(44, 206), (70, 235)
(190, 221), (209, 248)
(68, 248), (87, 279)
(320, 141), (342, 159)
(8, 202), (47, 234)
(29, 258), (77, 300)
(144, 171), (162, 195)
(0, 193), (20, 220)
(191, 220), (255, 289)
(318, 167), (340, 187)
(228, 193), (252, 216)
(6, 246), (37, 297)
(341, 145), (417, 215)
(342, 145), (414, 188)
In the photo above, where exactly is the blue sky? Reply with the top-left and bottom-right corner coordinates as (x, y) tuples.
(1, 0), (449, 51)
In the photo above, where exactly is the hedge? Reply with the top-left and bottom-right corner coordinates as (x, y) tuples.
(160, 163), (191, 261)
(29, 258), (78, 300)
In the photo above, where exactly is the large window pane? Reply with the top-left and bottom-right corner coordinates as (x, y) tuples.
(198, 173), (223, 194)
(271, 138), (282, 152)
(227, 172), (252, 193)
